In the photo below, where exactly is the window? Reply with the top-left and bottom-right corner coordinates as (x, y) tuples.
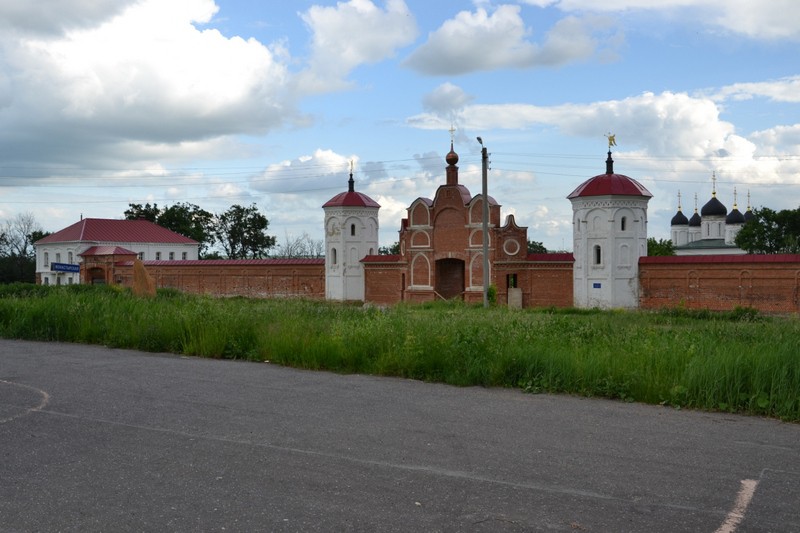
(68, 277), (73, 285)
(620, 216), (627, 231)
(55, 253), (61, 263)
(138, 252), (145, 260)
(155, 252), (161, 260)
(169, 252), (174, 260)
(44, 277), (49, 285)
(350, 224), (356, 236)
(68, 252), (73, 263)
(593, 245), (602, 265)
(44, 252), (49, 266)
(331, 248), (337, 265)
(182, 252), (187, 260)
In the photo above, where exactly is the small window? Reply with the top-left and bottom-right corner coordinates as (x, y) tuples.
(350, 224), (356, 236)
(68, 277), (73, 285)
(68, 252), (73, 263)
(138, 252), (145, 260)
(56, 253), (61, 263)
(507, 273), (518, 289)
(620, 216), (627, 231)
(155, 252), (161, 260)
(332, 248), (337, 265)
(169, 252), (174, 260)
(44, 252), (49, 266)
(593, 245), (602, 265)
(182, 252), (187, 260)
(44, 277), (50, 285)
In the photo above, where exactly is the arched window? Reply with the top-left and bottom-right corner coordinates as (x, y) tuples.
(620, 216), (627, 231)
(44, 252), (49, 266)
(68, 252), (73, 263)
(331, 248), (337, 265)
(593, 245), (602, 265)
(350, 224), (356, 236)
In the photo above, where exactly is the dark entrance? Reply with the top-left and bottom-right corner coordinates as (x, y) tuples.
(435, 258), (464, 300)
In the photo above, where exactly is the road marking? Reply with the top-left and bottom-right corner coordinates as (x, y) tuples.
(714, 479), (759, 533)
(0, 379), (50, 424)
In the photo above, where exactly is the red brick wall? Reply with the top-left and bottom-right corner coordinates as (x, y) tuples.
(494, 261), (573, 308)
(639, 255), (800, 313)
(114, 261), (326, 299)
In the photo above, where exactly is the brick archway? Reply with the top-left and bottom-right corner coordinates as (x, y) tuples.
(87, 267), (107, 285)
(435, 258), (464, 300)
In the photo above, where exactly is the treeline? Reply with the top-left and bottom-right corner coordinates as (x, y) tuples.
(124, 202), (323, 260)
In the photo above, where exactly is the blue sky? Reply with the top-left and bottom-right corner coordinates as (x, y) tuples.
(1, 0), (798, 252)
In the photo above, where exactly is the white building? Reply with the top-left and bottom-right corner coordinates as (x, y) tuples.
(670, 181), (751, 256)
(568, 151), (652, 309)
(322, 170), (380, 301)
(34, 218), (199, 285)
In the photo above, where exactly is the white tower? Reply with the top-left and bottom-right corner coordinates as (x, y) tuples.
(322, 164), (380, 301)
(568, 150), (652, 309)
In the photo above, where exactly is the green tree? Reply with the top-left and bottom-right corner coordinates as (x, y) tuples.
(158, 203), (215, 257)
(214, 204), (276, 259)
(0, 213), (45, 283)
(527, 240), (547, 254)
(647, 237), (675, 256)
(379, 242), (401, 255)
(124, 203), (160, 222)
(735, 207), (800, 254)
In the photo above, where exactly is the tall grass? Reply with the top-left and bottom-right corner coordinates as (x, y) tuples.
(0, 283), (798, 421)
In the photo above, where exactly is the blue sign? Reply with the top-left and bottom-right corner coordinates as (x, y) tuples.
(592, 282), (602, 289)
(52, 263), (80, 273)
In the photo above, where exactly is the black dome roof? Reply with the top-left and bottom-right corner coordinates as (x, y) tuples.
(701, 196), (727, 217)
(689, 212), (702, 227)
(726, 208), (745, 224)
(744, 208), (755, 222)
(671, 210), (689, 225)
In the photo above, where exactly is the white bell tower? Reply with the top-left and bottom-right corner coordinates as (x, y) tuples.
(322, 162), (380, 301)
(568, 149), (652, 309)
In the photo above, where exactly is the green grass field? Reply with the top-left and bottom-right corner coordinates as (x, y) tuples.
(1, 283), (798, 421)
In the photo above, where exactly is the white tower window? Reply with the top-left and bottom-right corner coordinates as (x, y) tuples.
(593, 245), (602, 265)
(620, 216), (627, 231)
(350, 224), (356, 236)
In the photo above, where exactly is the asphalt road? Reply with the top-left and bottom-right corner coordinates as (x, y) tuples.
(1, 339), (798, 532)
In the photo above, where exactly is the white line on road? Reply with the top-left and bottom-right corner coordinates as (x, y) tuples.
(0, 379), (50, 424)
(714, 479), (759, 533)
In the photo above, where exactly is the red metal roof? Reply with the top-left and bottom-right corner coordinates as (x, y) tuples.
(361, 254), (403, 263)
(640, 254), (800, 264)
(567, 173), (652, 199)
(323, 191), (380, 208)
(80, 246), (138, 256)
(36, 218), (198, 245)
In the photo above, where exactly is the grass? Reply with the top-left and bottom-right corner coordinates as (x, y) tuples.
(0, 283), (798, 421)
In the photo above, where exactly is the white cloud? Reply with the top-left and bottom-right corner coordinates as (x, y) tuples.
(297, 0), (418, 93)
(0, 0), (297, 175)
(521, 0), (800, 40)
(708, 76), (800, 103)
(404, 5), (618, 75)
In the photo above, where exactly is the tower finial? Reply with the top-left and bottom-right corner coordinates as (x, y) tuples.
(348, 159), (355, 193)
(711, 171), (717, 197)
(677, 190), (682, 211)
(694, 192), (699, 213)
(733, 186), (738, 209)
(449, 124), (456, 150)
(605, 132), (616, 151)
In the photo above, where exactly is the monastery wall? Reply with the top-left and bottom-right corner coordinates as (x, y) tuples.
(639, 255), (800, 313)
(114, 260), (326, 299)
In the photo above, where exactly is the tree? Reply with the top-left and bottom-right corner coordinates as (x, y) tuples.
(527, 240), (547, 254)
(647, 237), (675, 256)
(158, 203), (215, 257)
(274, 231), (325, 258)
(125, 202), (215, 256)
(735, 207), (800, 254)
(124, 203), (160, 222)
(214, 204), (276, 259)
(379, 242), (401, 255)
(0, 212), (45, 283)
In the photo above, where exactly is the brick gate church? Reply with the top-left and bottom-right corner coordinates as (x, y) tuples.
(35, 141), (800, 313)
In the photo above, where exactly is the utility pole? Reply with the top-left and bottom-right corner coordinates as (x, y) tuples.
(477, 137), (489, 308)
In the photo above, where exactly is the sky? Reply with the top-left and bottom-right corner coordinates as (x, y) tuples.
(1, 0), (798, 253)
